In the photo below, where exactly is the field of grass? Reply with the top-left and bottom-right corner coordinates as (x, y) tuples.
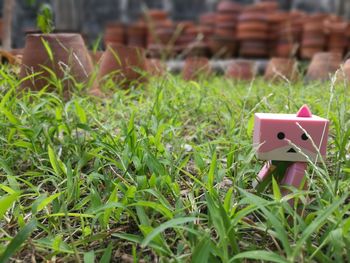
(0, 65), (349, 262)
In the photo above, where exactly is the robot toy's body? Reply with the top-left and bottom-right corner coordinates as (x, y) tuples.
(253, 105), (329, 196)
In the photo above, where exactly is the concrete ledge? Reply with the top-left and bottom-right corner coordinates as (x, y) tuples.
(166, 59), (269, 74)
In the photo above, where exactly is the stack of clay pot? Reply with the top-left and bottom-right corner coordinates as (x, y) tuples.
(300, 14), (328, 60)
(210, 1), (242, 58)
(145, 10), (175, 58)
(237, 4), (273, 58)
(0, 18), (2, 43)
(182, 57), (211, 80)
(306, 52), (342, 81)
(266, 11), (288, 57)
(174, 21), (195, 54)
(199, 12), (216, 43)
(276, 11), (305, 58)
(225, 60), (256, 81)
(324, 16), (348, 56)
(20, 33), (93, 98)
(104, 22), (126, 47)
(181, 25), (211, 57)
(127, 21), (147, 48)
(264, 57), (298, 82)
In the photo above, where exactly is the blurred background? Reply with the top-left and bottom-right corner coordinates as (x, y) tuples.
(1, 0), (350, 48)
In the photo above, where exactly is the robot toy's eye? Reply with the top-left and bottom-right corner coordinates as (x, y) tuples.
(277, 132), (285, 140)
(301, 133), (308, 141)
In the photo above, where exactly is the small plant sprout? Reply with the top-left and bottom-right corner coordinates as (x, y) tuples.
(37, 3), (54, 34)
(253, 105), (330, 202)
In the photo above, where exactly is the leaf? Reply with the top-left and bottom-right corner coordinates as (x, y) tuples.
(129, 201), (173, 219)
(272, 176), (281, 201)
(48, 145), (60, 175)
(100, 243), (113, 263)
(0, 192), (19, 219)
(191, 236), (212, 263)
(207, 151), (217, 191)
(41, 38), (54, 61)
(0, 158), (18, 190)
(246, 115), (255, 137)
(230, 250), (289, 263)
(141, 217), (198, 247)
(0, 219), (37, 263)
(35, 193), (61, 213)
(2, 109), (20, 125)
(292, 196), (346, 259)
(74, 100), (87, 124)
(83, 250), (95, 263)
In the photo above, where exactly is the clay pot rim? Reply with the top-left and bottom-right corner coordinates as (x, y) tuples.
(238, 13), (267, 22)
(106, 43), (145, 53)
(217, 1), (242, 13)
(269, 57), (297, 63)
(237, 23), (269, 31)
(311, 51), (342, 59)
(211, 35), (236, 41)
(105, 22), (125, 28)
(25, 33), (84, 40)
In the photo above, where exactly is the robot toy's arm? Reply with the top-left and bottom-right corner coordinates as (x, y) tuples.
(253, 161), (291, 193)
(253, 161), (276, 192)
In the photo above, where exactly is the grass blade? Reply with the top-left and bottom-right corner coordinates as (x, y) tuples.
(0, 219), (37, 263)
(141, 217), (199, 247)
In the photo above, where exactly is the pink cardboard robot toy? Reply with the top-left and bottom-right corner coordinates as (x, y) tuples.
(253, 105), (329, 198)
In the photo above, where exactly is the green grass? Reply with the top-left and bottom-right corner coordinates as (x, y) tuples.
(0, 64), (350, 262)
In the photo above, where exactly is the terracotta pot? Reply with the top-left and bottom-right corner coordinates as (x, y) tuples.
(341, 59), (350, 82)
(97, 44), (146, 88)
(225, 60), (255, 81)
(104, 22), (125, 46)
(238, 13), (267, 23)
(182, 57), (211, 81)
(216, 13), (238, 24)
(19, 33), (93, 97)
(325, 20), (348, 55)
(300, 47), (324, 60)
(237, 11), (268, 58)
(264, 57), (299, 82)
(147, 44), (175, 59)
(215, 24), (236, 38)
(89, 50), (104, 64)
(237, 31), (269, 40)
(300, 16), (328, 59)
(255, 1), (279, 11)
(267, 12), (289, 56)
(0, 18), (2, 43)
(145, 58), (167, 77)
(239, 41), (268, 58)
(144, 10), (168, 22)
(217, 1), (242, 13)
(127, 22), (147, 48)
(199, 13), (216, 27)
(306, 52), (342, 81)
(184, 42), (210, 58)
(237, 23), (269, 32)
(209, 36), (237, 58)
(276, 42), (298, 58)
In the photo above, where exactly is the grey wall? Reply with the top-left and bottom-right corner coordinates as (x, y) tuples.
(0, 0), (345, 48)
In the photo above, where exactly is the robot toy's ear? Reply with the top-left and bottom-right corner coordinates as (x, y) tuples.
(296, 105), (312, 118)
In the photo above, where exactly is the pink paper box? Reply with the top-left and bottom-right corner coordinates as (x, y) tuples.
(253, 106), (329, 162)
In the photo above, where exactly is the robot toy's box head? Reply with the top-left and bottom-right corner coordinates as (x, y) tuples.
(253, 105), (329, 162)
